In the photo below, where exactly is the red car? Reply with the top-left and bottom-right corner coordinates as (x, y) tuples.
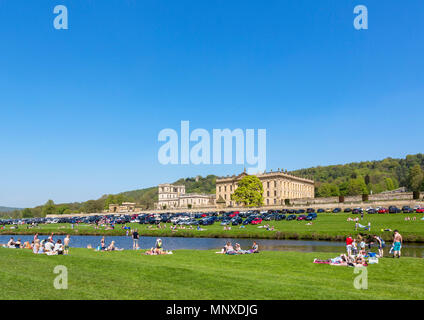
(378, 208), (388, 214)
(251, 217), (262, 225)
(201, 213), (207, 218)
(229, 212), (239, 218)
(416, 208), (424, 213)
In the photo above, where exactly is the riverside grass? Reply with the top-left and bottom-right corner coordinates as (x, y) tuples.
(0, 247), (423, 300)
(2, 213), (424, 242)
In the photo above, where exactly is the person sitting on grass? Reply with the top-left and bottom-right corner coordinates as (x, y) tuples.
(145, 248), (172, 255)
(106, 241), (116, 251)
(23, 241), (32, 249)
(314, 254), (349, 265)
(234, 243), (247, 254)
(55, 240), (64, 254)
(14, 238), (22, 249)
(7, 237), (15, 248)
(50, 239), (64, 255)
(216, 241), (234, 254)
(44, 239), (55, 253)
(32, 239), (40, 254)
(249, 241), (259, 253)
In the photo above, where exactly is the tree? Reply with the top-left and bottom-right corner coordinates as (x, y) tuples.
(21, 208), (33, 218)
(231, 175), (264, 207)
(317, 183), (340, 197)
(408, 165), (424, 192)
(346, 178), (368, 196)
(385, 178), (396, 191)
(365, 174), (370, 185)
(41, 200), (56, 217)
(56, 205), (70, 215)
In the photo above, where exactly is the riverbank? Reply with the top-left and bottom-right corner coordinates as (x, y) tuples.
(0, 247), (423, 299)
(2, 213), (424, 242)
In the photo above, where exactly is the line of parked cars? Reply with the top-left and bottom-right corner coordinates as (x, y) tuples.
(2, 204), (422, 227)
(0, 209), (319, 227)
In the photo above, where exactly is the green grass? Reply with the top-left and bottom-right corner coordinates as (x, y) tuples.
(2, 213), (424, 242)
(0, 247), (423, 300)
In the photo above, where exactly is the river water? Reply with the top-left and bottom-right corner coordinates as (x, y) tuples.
(1, 235), (423, 258)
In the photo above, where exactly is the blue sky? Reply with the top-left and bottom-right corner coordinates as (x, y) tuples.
(0, 0), (423, 207)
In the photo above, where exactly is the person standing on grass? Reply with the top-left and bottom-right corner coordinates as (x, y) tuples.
(392, 230), (403, 258)
(64, 235), (70, 255)
(373, 235), (385, 257)
(346, 235), (353, 256)
(132, 229), (140, 250)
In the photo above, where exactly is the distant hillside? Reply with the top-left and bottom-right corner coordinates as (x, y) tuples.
(291, 153), (424, 196)
(0, 206), (22, 213)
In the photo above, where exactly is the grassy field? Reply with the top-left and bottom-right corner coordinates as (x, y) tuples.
(0, 247), (423, 300)
(2, 213), (424, 242)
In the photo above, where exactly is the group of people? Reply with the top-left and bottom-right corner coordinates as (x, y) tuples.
(3, 233), (70, 256)
(313, 254), (367, 267)
(144, 238), (173, 255)
(314, 230), (404, 267)
(216, 241), (259, 255)
(347, 230), (403, 258)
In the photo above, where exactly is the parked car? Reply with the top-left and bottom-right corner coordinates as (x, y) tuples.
(352, 208), (363, 214)
(286, 214), (296, 221)
(220, 219), (231, 226)
(306, 208), (315, 213)
(332, 208), (342, 213)
(231, 216), (243, 226)
(251, 217), (262, 225)
(344, 208), (352, 213)
(297, 215), (307, 221)
(416, 208), (424, 213)
(389, 206), (401, 214)
(306, 213), (317, 221)
(317, 208), (325, 213)
(275, 214), (286, 221)
(402, 206), (413, 213)
(378, 208), (388, 214)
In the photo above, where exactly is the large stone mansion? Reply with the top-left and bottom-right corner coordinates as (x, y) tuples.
(215, 170), (315, 207)
(156, 183), (216, 210)
(156, 170), (314, 209)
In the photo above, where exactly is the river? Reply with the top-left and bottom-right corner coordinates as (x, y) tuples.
(1, 235), (423, 257)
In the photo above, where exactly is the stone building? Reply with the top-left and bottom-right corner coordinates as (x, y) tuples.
(215, 170), (315, 207)
(156, 183), (215, 209)
(108, 202), (137, 213)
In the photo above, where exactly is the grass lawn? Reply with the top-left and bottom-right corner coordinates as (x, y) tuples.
(2, 213), (424, 242)
(0, 247), (423, 300)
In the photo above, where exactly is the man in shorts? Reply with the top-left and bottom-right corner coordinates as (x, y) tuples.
(392, 230), (403, 258)
(64, 235), (70, 255)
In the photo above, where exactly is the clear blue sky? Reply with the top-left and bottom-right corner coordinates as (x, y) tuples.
(1, 1), (423, 207)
